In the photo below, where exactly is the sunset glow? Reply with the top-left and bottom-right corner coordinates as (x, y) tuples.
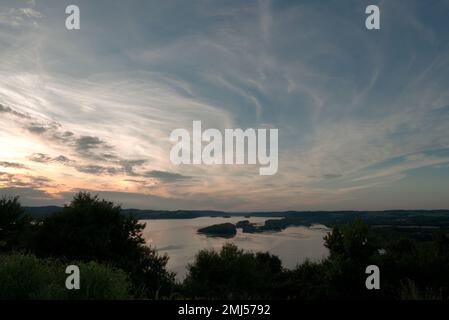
(1, 0), (449, 210)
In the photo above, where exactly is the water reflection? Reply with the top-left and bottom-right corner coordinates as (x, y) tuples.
(141, 217), (329, 280)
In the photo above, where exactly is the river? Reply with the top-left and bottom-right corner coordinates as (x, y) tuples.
(141, 216), (329, 280)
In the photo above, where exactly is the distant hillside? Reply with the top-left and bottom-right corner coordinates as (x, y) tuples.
(22, 206), (449, 229)
(121, 209), (231, 219)
(23, 207), (235, 219)
(24, 206), (62, 217)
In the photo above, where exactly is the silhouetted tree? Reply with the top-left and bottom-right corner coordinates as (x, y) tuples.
(183, 243), (283, 299)
(322, 219), (382, 299)
(275, 260), (330, 300)
(31, 192), (175, 298)
(0, 196), (31, 252)
(324, 218), (378, 261)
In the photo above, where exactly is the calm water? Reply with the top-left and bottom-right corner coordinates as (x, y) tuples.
(141, 217), (329, 280)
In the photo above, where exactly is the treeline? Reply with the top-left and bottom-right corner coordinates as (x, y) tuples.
(224, 211), (449, 234)
(1, 193), (449, 299)
(25, 206), (449, 224)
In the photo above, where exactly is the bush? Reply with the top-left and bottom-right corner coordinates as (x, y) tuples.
(183, 243), (283, 299)
(0, 253), (132, 299)
(276, 260), (330, 300)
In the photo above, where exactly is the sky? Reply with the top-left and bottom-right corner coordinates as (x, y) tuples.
(1, 0), (449, 211)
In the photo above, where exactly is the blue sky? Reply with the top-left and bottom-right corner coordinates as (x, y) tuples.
(1, 0), (449, 210)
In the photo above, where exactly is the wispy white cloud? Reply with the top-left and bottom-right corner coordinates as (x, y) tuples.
(0, 1), (43, 27)
(1, 0), (449, 209)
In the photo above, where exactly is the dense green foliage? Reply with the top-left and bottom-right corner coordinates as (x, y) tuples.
(183, 243), (282, 299)
(0, 253), (132, 299)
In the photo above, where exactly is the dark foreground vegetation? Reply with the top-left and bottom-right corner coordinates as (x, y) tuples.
(2, 193), (449, 299)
